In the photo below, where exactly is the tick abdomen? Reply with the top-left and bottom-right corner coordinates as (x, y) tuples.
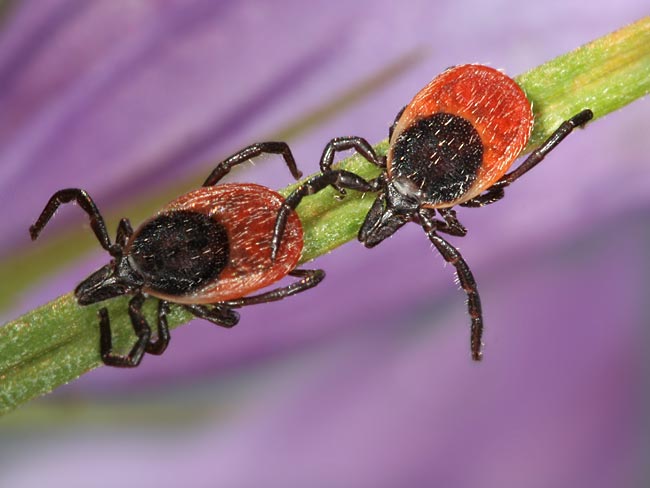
(390, 112), (484, 204)
(129, 210), (229, 295)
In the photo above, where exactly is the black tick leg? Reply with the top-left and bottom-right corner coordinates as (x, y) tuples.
(29, 189), (118, 256)
(223, 269), (325, 307)
(419, 208), (468, 237)
(319, 136), (384, 196)
(184, 304), (240, 328)
(271, 170), (374, 260)
(203, 142), (302, 186)
(145, 300), (171, 355)
(99, 294), (152, 368)
(319, 136), (384, 173)
(459, 188), (505, 208)
(461, 109), (593, 207)
(421, 214), (483, 361)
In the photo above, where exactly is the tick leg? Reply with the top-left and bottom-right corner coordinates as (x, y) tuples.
(184, 304), (240, 328)
(319, 136), (384, 196)
(99, 294), (152, 368)
(420, 208), (467, 237)
(319, 136), (384, 173)
(203, 142), (302, 186)
(424, 228), (483, 361)
(271, 170), (374, 260)
(497, 109), (593, 188)
(461, 109), (593, 207)
(223, 268), (325, 307)
(145, 300), (171, 355)
(29, 188), (117, 255)
(459, 188), (505, 208)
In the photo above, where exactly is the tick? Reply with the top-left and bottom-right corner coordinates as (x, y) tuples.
(30, 142), (325, 367)
(272, 64), (593, 360)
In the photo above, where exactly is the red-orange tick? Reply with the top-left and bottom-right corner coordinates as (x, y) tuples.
(30, 143), (324, 368)
(272, 64), (593, 361)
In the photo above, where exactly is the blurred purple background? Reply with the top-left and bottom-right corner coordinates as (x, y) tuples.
(0, 1), (649, 487)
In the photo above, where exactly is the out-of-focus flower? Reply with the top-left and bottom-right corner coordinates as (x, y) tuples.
(0, 1), (648, 487)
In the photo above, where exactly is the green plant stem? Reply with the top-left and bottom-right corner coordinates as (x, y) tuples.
(1, 17), (649, 415)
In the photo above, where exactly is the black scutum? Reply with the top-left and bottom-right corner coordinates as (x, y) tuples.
(129, 210), (229, 295)
(391, 112), (483, 204)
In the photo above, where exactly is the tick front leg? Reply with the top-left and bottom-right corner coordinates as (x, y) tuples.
(271, 170), (374, 260)
(318, 136), (385, 196)
(29, 188), (118, 255)
(319, 136), (384, 173)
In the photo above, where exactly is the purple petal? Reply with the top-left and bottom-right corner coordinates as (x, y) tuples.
(0, 0), (361, 254)
(1, 221), (643, 486)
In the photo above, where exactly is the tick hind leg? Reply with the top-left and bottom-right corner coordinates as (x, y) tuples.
(184, 304), (240, 328)
(223, 268), (325, 307)
(422, 222), (483, 361)
(203, 142), (302, 186)
(461, 109), (593, 208)
(183, 269), (324, 329)
(459, 188), (505, 208)
(99, 294), (152, 367)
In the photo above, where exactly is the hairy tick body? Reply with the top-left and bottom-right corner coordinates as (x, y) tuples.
(272, 65), (593, 360)
(31, 142), (325, 367)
